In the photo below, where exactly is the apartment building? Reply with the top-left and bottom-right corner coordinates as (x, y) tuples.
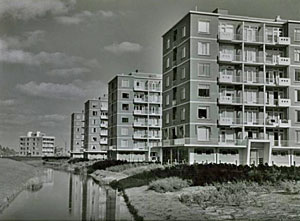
(70, 112), (85, 158)
(108, 72), (162, 162)
(19, 131), (55, 157)
(162, 8), (300, 166)
(83, 96), (108, 159)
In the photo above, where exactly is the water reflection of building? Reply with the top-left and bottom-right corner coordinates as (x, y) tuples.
(41, 169), (54, 186)
(68, 174), (132, 221)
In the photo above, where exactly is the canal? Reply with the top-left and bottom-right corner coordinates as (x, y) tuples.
(0, 169), (133, 221)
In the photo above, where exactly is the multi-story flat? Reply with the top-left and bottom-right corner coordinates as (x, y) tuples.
(83, 95), (108, 159)
(108, 72), (162, 162)
(162, 8), (300, 166)
(19, 131), (55, 157)
(70, 112), (85, 158)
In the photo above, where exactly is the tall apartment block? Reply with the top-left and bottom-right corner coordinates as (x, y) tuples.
(19, 131), (55, 157)
(162, 8), (300, 166)
(108, 72), (162, 162)
(83, 95), (108, 159)
(70, 112), (85, 158)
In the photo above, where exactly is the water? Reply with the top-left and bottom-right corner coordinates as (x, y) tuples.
(0, 169), (133, 221)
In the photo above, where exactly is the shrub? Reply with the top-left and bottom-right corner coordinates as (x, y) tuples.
(87, 160), (128, 174)
(148, 177), (191, 193)
(278, 181), (300, 194)
(68, 158), (89, 164)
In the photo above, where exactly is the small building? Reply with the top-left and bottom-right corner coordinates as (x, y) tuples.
(19, 131), (55, 157)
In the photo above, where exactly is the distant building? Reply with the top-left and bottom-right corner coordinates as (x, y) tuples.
(83, 95), (108, 159)
(70, 112), (85, 158)
(108, 72), (162, 162)
(19, 131), (55, 157)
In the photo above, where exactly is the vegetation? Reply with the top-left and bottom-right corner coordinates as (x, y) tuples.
(148, 177), (191, 193)
(107, 162), (156, 173)
(68, 158), (89, 164)
(87, 160), (129, 174)
(111, 163), (300, 190)
(0, 145), (16, 156)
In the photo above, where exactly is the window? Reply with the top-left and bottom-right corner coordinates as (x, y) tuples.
(198, 85), (210, 97)
(198, 107), (208, 119)
(295, 49), (300, 62)
(121, 140), (128, 147)
(122, 103), (129, 111)
(181, 47), (186, 58)
(297, 110), (300, 122)
(91, 145), (96, 150)
(92, 137), (97, 142)
(295, 29), (300, 41)
(181, 108), (185, 120)
(295, 69), (300, 81)
(182, 26), (186, 37)
(181, 67), (186, 79)
(296, 90), (300, 102)
(166, 58), (170, 68)
(181, 88), (186, 100)
(92, 128), (97, 133)
(198, 42), (210, 55)
(92, 111), (97, 116)
(167, 38), (170, 49)
(122, 93), (129, 99)
(166, 76), (170, 87)
(197, 127), (210, 141)
(198, 63), (210, 76)
(121, 128), (129, 136)
(122, 117), (129, 123)
(166, 94), (170, 105)
(122, 80), (129, 87)
(166, 113), (170, 124)
(297, 131), (300, 143)
(198, 21), (209, 33)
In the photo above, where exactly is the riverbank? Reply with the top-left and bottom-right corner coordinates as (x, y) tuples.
(0, 158), (43, 213)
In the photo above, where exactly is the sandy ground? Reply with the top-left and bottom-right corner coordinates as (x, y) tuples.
(0, 158), (42, 212)
(125, 185), (300, 221)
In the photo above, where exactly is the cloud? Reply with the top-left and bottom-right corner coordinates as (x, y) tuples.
(104, 42), (142, 54)
(0, 99), (15, 106)
(16, 81), (85, 99)
(3, 30), (45, 49)
(0, 0), (76, 20)
(16, 80), (107, 100)
(38, 114), (67, 121)
(55, 10), (115, 25)
(47, 67), (90, 77)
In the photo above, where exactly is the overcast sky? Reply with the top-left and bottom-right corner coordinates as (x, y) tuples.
(1, 0), (300, 150)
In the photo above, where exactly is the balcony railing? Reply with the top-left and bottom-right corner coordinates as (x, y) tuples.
(277, 37), (290, 45)
(273, 140), (289, 147)
(133, 121), (147, 127)
(243, 97), (264, 105)
(100, 139), (107, 144)
(149, 110), (162, 115)
(278, 119), (291, 128)
(243, 56), (264, 64)
(134, 85), (148, 91)
(133, 133), (148, 139)
(278, 98), (291, 107)
(100, 115), (108, 119)
(243, 76), (264, 84)
(218, 117), (242, 126)
(100, 123), (108, 128)
(218, 32), (243, 41)
(277, 78), (290, 86)
(134, 97), (148, 103)
(218, 53), (242, 62)
(100, 130), (108, 136)
(244, 118), (264, 126)
(266, 56), (290, 66)
(218, 73), (242, 83)
(133, 109), (148, 115)
(218, 95), (242, 105)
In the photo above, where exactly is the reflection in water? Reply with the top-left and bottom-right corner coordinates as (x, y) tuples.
(0, 169), (133, 221)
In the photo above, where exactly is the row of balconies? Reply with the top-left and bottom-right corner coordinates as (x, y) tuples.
(134, 85), (162, 92)
(133, 132), (162, 139)
(218, 73), (291, 86)
(218, 95), (291, 107)
(162, 137), (289, 147)
(218, 116), (291, 128)
(133, 120), (162, 127)
(218, 53), (290, 66)
(218, 32), (290, 45)
(133, 97), (161, 103)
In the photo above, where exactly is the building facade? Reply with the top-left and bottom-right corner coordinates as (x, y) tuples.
(162, 8), (300, 166)
(108, 72), (162, 162)
(19, 131), (55, 157)
(83, 96), (108, 159)
(70, 112), (85, 158)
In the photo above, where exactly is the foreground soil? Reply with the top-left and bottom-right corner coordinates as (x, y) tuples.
(126, 185), (300, 220)
(0, 158), (42, 212)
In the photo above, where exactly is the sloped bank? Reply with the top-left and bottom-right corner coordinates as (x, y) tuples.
(0, 158), (43, 213)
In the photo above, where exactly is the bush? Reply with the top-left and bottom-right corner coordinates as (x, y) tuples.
(87, 160), (128, 174)
(148, 177), (191, 193)
(278, 181), (300, 194)
(68, 158), (89, 164)
(106, 162), (152, 173)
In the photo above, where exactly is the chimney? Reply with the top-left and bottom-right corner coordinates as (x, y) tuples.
(213, 8), (228, 15)
(275, 15), (282, 21)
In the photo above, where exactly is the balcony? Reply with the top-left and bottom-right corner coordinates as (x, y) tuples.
(218, 53), (242, 63)
(134, 143), (147, 150)
(278, 98), (291, 107)
(243, 97), (264, 105)
(243, 56), (264, 64)
(243, 76), (264, 84)
(218, 73), (242, 84)
(278, 119), (291, 128)
(100, 139), (107, 145)
(134, 97), (148, 103)
(218, 117), (242, 126)
(100, 130), (108, 136)
(134, 85), (148, 91)
(100, 114), (108, 119)
(277, 57), (290, 65)
(149, 134), (161, 139)
(133, 133), (148, 139)
(149, 110), (162, 116)
(218, 95), (241, 105)
(277, 37), (290, 45)
(148, 97), (161, 103)
(218, 139), (247, 146)
(149, 86), (162, 92)
(277, 78), (290, 86)
(133, 121), (147, 127)
(100, 123), (108, 128)
(218, 32), (242, 41)
(273, 140), (289, 147)
(244, 118), (264, 126)
(133, 109), (148, 115)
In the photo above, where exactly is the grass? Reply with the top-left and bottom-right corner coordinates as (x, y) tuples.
(148, 177), (191, 193)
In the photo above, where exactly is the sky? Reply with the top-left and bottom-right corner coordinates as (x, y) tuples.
(1, 0), (300, 150)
